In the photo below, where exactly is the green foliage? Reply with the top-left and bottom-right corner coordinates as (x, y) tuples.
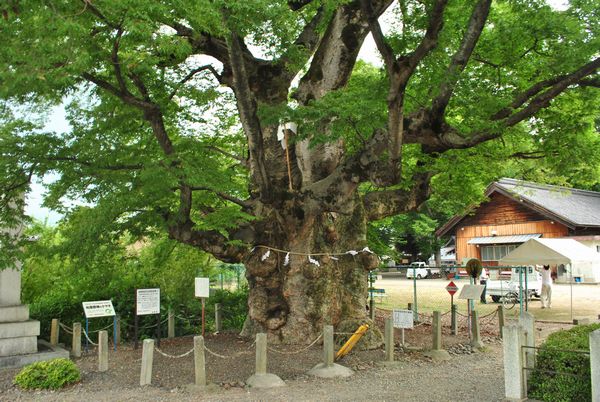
(14, 358), (80, 390)
(465, 258), (482, 278)
(529, 324), (600, 402)
(21, 221), (247, 341)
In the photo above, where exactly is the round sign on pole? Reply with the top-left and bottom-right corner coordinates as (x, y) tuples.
(446, 281), (459, 296)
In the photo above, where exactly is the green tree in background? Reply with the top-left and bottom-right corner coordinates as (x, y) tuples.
(1, 0), (599, 343)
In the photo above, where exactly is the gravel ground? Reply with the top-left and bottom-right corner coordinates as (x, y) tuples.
(0, 313), (569, 402)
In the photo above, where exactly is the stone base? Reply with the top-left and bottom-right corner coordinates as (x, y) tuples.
(307, 362), (354, 378)
(0, 340), (69, 369)
(246, 373), (286, 388)
(424, 349), (451, 361)
(0, 319), (40, 357)
(471, 340), (485, 350)
(0, 305), (29, 323)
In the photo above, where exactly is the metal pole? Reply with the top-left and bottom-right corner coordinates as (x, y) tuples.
(413, 268), (418, 322)
(519, 266), (524, 315)
(201, 298), (206, 337)
(113, 316), (117, 351)
(525, 267), (529, 312)
(570, 263), (573, 322)
(85, 318), (89, 352)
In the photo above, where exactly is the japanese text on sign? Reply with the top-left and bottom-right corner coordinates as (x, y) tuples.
(136, 288), (160, 315)
(82, 300), (116, 318)
(393, 309), (414, 329)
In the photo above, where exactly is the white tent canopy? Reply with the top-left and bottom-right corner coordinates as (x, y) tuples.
(499, 238), (600, 266)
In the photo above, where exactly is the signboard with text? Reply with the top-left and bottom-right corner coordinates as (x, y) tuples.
(393, 309), (414, 329)
(82, 300), (116, 318)
(458, 285), (485, 300)
(195, 277), (210, 298)
(136, 288), (160, 315)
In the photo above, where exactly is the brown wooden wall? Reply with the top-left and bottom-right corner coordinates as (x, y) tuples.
(461, 193), (548, 227)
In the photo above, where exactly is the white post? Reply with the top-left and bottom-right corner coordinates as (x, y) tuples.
(140, 339), (154, 386)
(519, 312), (536, 379)
(503, 324), (526, 401)
(98, 330), (108, 372)
(591, 329), (600, 402)
(194, 336), (206, 386)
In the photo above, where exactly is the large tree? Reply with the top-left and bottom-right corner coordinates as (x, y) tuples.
(1, 0), (599, 343)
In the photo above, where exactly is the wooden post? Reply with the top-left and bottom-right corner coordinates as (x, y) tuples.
(194, 336), (206, 386)
(98, 330), (108, 372)
(384, 318), (394, 362)
(498, 305), (505, 339)
(72, 322), (81, 358)
(215, 303), (222, 333)
(140, 339), (154, 386)
(50, 318), (59, 346)
(168, 308), (175, 338)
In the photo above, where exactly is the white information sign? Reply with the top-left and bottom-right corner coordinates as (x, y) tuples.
(136, 288), (160, 315)
(82, 300), (116, 318)
(458, 285), (485, 300)
(393, 309), (414, 329)
(195, 277), (210, 298)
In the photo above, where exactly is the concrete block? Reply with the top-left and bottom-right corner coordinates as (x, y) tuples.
(0, 336), (38, 357)
(307, 362), (353, 378)
(0, 305), (29, 323)
(246, 373), (286, 388)
(0, 269), (21, 306)
(573, 317), (590, 325)
(0, 340), (68, 369)
(98, 330), (108, 372)
(0, 320), (40, 339)
(140, 339), (154, 386)
(503, 324), (526, 400)
(194, 336), (206, 386)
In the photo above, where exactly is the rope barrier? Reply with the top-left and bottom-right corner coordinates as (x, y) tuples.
(203, 340), (256, 359)
(154, 346), (195, 359)
(89, 322), (114, 333)
(82, 328), (98, 346)
(58, 322), (73, 335)
(267, 334), (323, 355)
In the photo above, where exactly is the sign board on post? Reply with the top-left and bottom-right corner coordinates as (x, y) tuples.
(458, 285), (485, 300)
(195, 277), (210, 298)
(136, 288), (160, 315)
(446, 281), (459, 296)
(82, 300), (116, 318)
(392, 309), (414, 329)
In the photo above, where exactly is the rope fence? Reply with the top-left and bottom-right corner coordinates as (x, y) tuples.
(267, 334), (323, 355)
(154, 346), (195, 359)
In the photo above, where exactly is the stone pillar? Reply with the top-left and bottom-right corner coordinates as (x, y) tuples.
(98, 330), (108, 372)
(498, 305), (505, 339)
(140, 339), (154, 386)
(168, 309), (175, 339)
(425, 311), (450, 361)
(324, 325), (334, 367)
(255, 333), (267, 375)
(384, 318), (394, 362)
(503, 324), (526, 401)
(519, 312), (535, 378)
(450, 304), (457, 335)
(194, 336), (206, 386)
(307, 325), (353, 378)
(590, 329), (600, 402)
(50, 319), (59, 346)
(471, 310), (483, 350)
(215, 303), (222, 333)
(72, 323), (81, 358)
(246, 333), (286, 388)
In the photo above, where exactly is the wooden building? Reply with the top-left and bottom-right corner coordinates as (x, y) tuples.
(437, 179), (600, 267)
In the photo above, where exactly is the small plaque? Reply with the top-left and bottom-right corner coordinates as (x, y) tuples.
(195, 277), (210, 298)
(458, 285), (485, 300)
(82, 300), (116, 318)
(136, 288), (160, 315)
(393, 309), (414, 329)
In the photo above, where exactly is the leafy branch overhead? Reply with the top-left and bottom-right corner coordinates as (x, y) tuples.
(1, 0), (598, 262)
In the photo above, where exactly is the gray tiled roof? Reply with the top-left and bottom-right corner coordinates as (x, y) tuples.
(494, 178), (600, 227)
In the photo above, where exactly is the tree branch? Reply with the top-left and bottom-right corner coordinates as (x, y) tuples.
(188, 186), (251, 209)
(44, 156), (143, 171)
(430, 0), (492, 119)
(363, 172), (432, 220)
(361, 0), (396, 74)
(168, 65), (222, 101)
(226, 30), (272, 199)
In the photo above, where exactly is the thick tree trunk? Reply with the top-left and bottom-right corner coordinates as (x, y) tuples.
(240, 200), (382, 347)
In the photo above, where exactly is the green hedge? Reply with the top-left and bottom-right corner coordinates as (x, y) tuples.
(14, 358), (80, 390)
(528, 323), (600, 402)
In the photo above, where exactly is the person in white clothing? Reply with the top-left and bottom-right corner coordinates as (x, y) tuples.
(479, 268), (489, 303)
(538, 265), (553, 308)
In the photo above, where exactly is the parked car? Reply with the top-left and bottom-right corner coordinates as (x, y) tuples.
(406, 262), (429, 279)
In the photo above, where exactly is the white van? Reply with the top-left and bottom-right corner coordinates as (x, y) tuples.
(406, 262), (429, 279)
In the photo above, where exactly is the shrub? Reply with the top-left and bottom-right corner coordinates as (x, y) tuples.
(14, 358), (81, 390)
(528, 323), (600, 402)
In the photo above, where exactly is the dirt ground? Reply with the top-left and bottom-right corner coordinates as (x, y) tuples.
(0, 311), (574, 402)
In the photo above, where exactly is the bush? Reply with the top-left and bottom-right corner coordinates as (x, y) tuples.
(14, 358), (81, 390)
(528, 323), (600, 402)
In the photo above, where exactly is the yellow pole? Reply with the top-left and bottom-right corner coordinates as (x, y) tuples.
(335, 324), (369, 360)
